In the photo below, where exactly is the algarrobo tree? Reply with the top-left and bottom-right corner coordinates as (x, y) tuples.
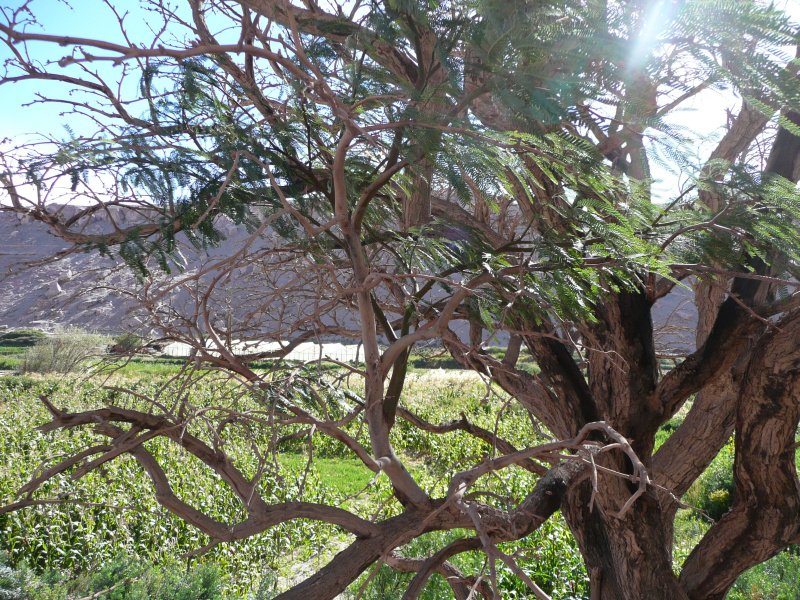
(2, 0), (800, 598)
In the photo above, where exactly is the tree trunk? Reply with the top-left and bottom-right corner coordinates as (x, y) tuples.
(563, 480), (690, 600)
(678, 310), (800, 599)
(563, 291), (691, 599)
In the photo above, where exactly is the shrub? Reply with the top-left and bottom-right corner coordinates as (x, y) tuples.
(84, 556), (223, 600)
(696, 442), (735, 521)
(0, 330), (48, 348)
(112, 334), (143, 353)
(681, 439), (735, 521)
(22, 330), (111, 374)
(249, 570), (278, 600)
(0, 554), (225, 600)
(0, 553), (35, 600)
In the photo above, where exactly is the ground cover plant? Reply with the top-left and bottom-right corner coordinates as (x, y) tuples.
(0, 369), (583, 598)
(3, 0), (800, 598)
(1, 370), (799, 599)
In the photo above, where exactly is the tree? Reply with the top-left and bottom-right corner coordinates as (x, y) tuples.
(2, 0), (800, 598)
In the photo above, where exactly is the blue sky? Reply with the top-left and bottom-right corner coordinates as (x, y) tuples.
(2, 0), (793, 203)
(0, 0), (184, 141)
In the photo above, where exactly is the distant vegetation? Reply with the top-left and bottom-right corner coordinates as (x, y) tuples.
(0, 330), (48, 347)
(0, 329), (151, 375)
(111, 333), (144, 354)
(20, 329), (112, 375)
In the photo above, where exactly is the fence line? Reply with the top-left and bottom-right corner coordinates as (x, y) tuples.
(161, 340), (365, 363)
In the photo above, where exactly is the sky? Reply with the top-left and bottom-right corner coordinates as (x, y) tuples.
(0, 0), (165, 140)
(0, 0), (797, 203)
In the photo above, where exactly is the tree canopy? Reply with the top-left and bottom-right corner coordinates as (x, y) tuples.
(3, 0), (800, 598)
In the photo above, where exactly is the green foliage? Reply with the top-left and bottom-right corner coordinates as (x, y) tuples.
(0, 331), (48, 348)
(0, 553), (225, 600)
(0, 376), (335, 596)
(654, 410), (687, 451)
(0, 356), (22, 371)
(0, 552), (34, 600)
(728, 548), (800, 600)
(345, 532), (460, 600)
(6, 0), (800, 597)
(21, 330), (111, 374)
(11, 0), (800, 356)
(100, 357), (187, 378)
(0, 370), (586, 598)
(113, 334), (143, 353)
(277, 455), (375, 497)
(672, 510), (712, 572)
(0, 375), (41, 391)
(347, 516), (589, 600)
(0, 368), (792, 598)
(691, 440), (735, 521)
(671, 437), (736, 565)
(496, 516), (589, 599)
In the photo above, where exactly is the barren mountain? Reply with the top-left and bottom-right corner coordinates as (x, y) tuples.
(0, 207), (249, 334)
(0, 209), (696, 355)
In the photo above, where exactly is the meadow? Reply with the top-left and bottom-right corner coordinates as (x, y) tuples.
(0, 333), (798, 599)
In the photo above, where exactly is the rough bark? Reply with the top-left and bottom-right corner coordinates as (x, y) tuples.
(582, 290), (659, 454)
(563, 479), (690, 600)
(679, 310), (800, 600)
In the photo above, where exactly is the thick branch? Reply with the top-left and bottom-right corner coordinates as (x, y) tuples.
(649, 297), (764, 418)
(679, 309), (800, 600)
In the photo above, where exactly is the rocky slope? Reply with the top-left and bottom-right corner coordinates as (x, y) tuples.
(0, 210), (696, 354)
(0, 208), (249, 333)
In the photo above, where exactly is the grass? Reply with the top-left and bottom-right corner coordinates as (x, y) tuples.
(728, 549), (800, 600)
(0, 347), (24, 371)
(0, 347), (27, 356)
(98, 356), (191, 377)
(277, 454), (375, 497)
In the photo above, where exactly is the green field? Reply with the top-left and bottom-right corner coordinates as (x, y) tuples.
(0, 345), (798, 600)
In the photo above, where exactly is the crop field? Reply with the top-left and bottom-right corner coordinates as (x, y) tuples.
(0, 342), (798, 599)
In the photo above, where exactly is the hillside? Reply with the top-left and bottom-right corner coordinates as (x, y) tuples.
(0, 210), (696, 355)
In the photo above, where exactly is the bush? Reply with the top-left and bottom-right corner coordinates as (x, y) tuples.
(0, 553), (225, 600)
(696, 442), (735, 521)
(0, 330), (48, 348)
(22, 330), (111, 374)
(112, 334), (143, 353)
(728, 548), (800, 600)
(0, 553), (36, 600)
(680, 439), (735, 521)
